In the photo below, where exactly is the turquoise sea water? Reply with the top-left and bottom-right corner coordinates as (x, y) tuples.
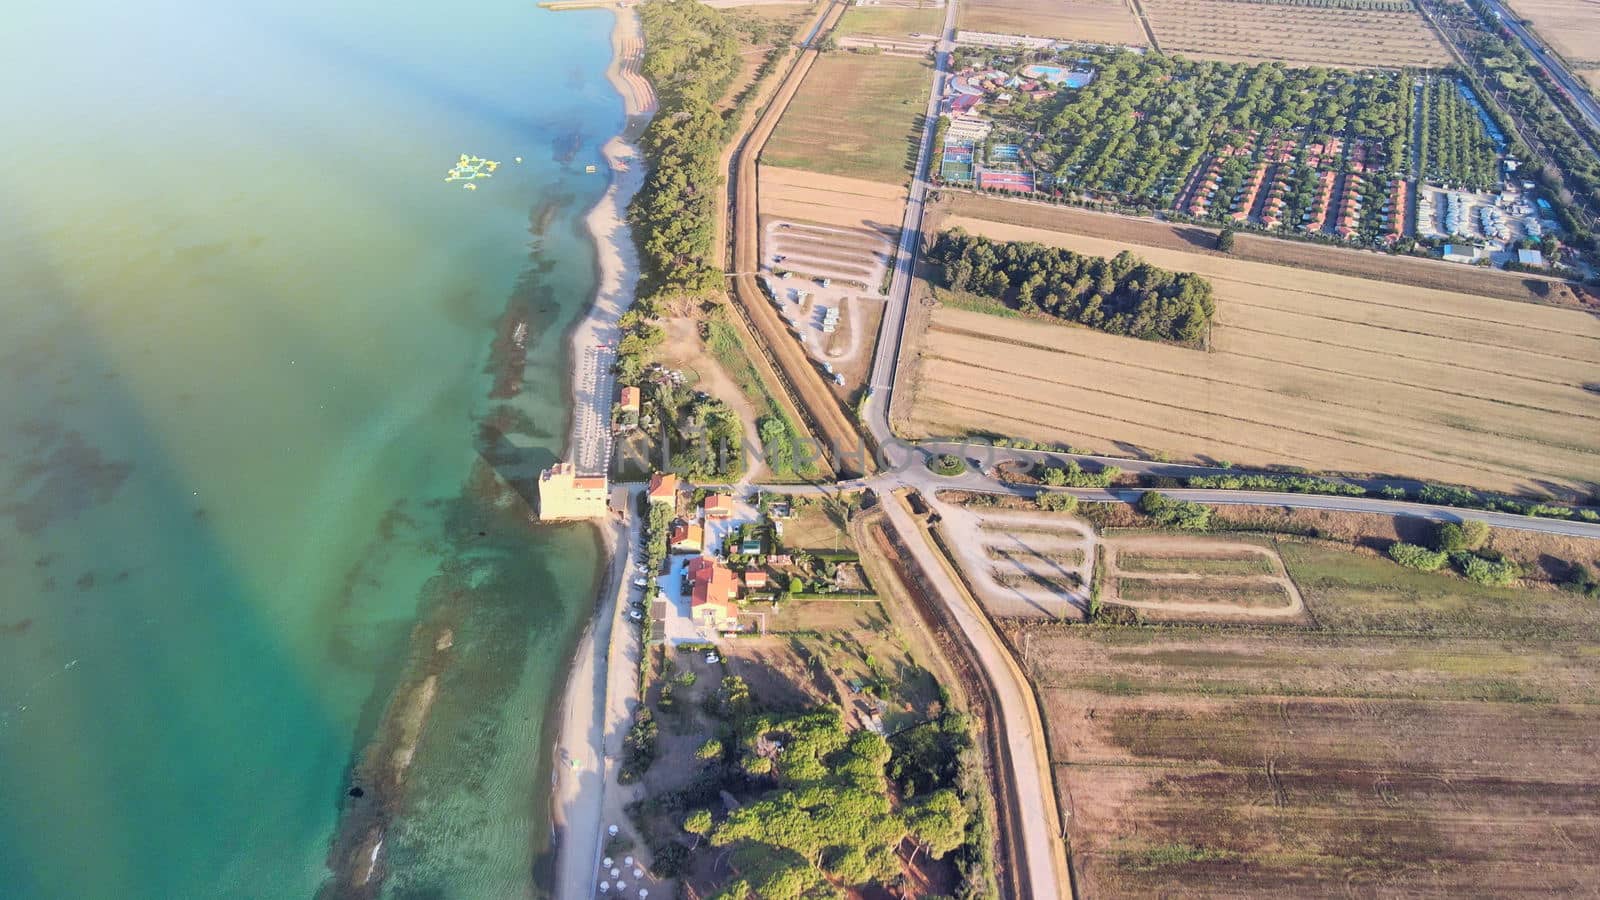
(0, 0), (619, 895)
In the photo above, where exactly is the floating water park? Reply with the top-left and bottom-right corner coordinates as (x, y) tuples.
(445, 153), (500, 189)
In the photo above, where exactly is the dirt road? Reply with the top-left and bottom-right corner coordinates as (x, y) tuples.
(727, 0), (873, 476)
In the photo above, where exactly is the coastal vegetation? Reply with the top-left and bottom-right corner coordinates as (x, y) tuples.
(631, 0), (741, 303)
(929, 229), (1215, 346)
(705, 314), (816, 478)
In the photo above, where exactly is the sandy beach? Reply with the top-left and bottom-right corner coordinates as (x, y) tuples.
(563, 4), (656, 473)
(549, 6), (657, 900)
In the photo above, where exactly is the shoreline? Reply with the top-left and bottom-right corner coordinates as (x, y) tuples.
(549, 5), (657, 900)
(560, 2), (656, 471)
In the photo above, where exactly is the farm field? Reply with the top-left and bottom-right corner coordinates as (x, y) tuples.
(760, 166), (908, 232)
(716, 3), (817, 112)
(763, 52), (932, 184)
(1010, 537), (1600, 895)
(1102, 533), (1305, 620)
(1141, 0), (1450, 68)
(1502, 0), (1600, 95)
(836, 3), (945, 37)
(942, 194), (1587, 305)
(958, 0), (1148, 45)
(903, 216), (1600, 497)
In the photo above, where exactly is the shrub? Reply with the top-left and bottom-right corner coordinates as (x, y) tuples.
(649, 841), (692, 878)
(1036, 491), (1078, 513)
(1453, 552), (1521, 587)
(1388, 542), (1448, 571)
(1565, 562), (1599, 598)
(929, 454), (967, 477)
(1139, 491), (1211, 530)
(1436, 519), (1490, 553)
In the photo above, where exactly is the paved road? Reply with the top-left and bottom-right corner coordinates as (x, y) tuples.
(864, 0), (957, 449)
(1478, 0), (1600, 136)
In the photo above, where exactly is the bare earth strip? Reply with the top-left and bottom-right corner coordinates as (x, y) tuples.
(1140, 0), (1449, 68)
(936, 505), (1095, 619)
(905, 217), (1600, 496)
(760, 165), (909, 234)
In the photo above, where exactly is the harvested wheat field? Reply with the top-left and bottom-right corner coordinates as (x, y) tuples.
(959, 0), (1148, 46)
(759, 166), (908, 233)
(1504, 0), (1600, 93)
(1141, 0), (1449, 68)
(763, 52), (932, 184)
(905, 217), (1600, 497)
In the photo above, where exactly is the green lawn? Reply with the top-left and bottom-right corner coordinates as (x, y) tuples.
(764, 52), (931, 184)
(836, 4), (945, 37)
(1279, 542), (1600, 639)
(1116, 554), (1275, 577)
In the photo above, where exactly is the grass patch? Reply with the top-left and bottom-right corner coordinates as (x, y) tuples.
(1279, 542), (1600, 639)
(1117, 577), (1290, 608)
(705, 313), (817, 477)
(765, 52), (931, 184)
(1116, 553), (1274, 577)
(929, 453), (967, 476)
(1128, 843), (1240, 870)
(988, 545), (1085, 567)
(836, 4), (945, 36)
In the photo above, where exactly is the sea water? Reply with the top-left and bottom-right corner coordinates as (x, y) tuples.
(0, 0), (619, 895)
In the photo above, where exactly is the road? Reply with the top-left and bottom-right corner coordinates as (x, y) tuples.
(725, 0), (864, 476)
(1477, 0), (1600, 136)
(865, 0), (957, 460)
(879, 493), (1071, 900)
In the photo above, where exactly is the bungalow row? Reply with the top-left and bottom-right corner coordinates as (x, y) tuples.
(1383, 178), (1408, 245)
(1186, 157), (1224, 217)
(1302, 169), (1337, 233)
(1335, 174), (1365, 240)
(1230, 160), (1270, 222)
(1303, 137), (1342, 169)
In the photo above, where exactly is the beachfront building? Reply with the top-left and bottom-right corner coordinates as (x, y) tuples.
(647, 471), (678, 506)
(686, 556), (739, 631)
(537, 462), (608, 519)
(618, 385), (640, 414)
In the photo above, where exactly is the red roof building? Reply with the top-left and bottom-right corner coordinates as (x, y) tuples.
(704, 493), (734, 518)
(647, 472), (678, 505)
(687, 557), (738, 626)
